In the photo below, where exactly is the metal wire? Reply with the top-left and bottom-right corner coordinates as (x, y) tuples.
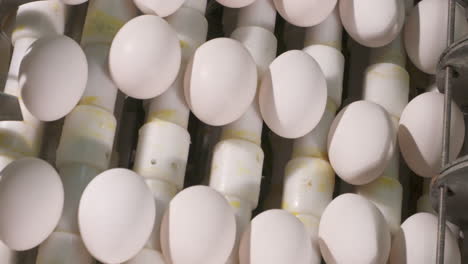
(437, 0), (457, 263)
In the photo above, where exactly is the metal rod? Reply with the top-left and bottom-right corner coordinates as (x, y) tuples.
(437, 0), (456, 263)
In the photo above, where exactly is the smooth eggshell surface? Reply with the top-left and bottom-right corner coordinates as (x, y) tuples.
(109, 15), (181, 99)
(60, 0), (88, 4)
(216, 0), (256, 8)
(389, 213), (461, 264)
(184, 38), (257, 126)
(78, 168), (156, 264)
(259, 50), (327, 139)
(398, 92), (465, 178)
(160, 185), (236, 264)
(328, 100), (395, 185)
(0, 158), (64, 251)
(124, 248), (167, 264)
(20, 35), (88, 121)
(405, 0), (468, 74)
(319, 193), (391, 264)
(133, 0), (185, 17)
(239, 209), (313, 264)
(273, 0), (337, 27)
(340, 0), (405, 47)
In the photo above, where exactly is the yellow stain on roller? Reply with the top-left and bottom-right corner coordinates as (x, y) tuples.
(180, 40), (188, 49)
(212, 163), (219, 171)
(292, 146), (327, 160)
(52, 2), (60, 12)
(237, 166), (251, 175)
(326, 98), (338, 114)
(12, 25), (25, 34)
(148, 109), (177, 123)
(82, 10), (124, 44)
(80, 96), (99, 106)
(367, 64), (409, 81)
(221, 129), (260, 146)
(376, 176), (399, 189)
(305, 41), (341, 50)
(281, 201), (289, 210)
(82, 107), (116, 131)
(0, 131), (34, 156)
(229, 200), (241, 209)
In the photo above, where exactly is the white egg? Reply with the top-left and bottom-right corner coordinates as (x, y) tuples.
(319, 193), (391, 264)
(398, 92), (465, 178)
(133, 0), (186, 17)
(160, 185), (236, 264)
(109, 15), (181, 99)
(405, 0), (468, 74)
(0, 158), (64, 251)
(19, 35), (87, 121)
(216, 0), (256, 8)
(60, 0), (88, 5)
(339, 0), (405, 47)
(184, 38), (257, 126)
(239, 209), (313, 264)
(259, 50), (327, 139)
(273, 0), (337, 27)
(78, 168), (156, 264)
(124, 249), (167, 264)
(389, 213), (461, 264)
(328, 100), (395, 185)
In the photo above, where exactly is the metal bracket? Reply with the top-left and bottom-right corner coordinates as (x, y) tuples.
(436, 36), (468, 110)
(431, 155), (468, 227)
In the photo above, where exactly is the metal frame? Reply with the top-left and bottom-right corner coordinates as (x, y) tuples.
(431, 0), (463, 263)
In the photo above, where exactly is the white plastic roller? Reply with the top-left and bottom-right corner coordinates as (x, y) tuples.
(282, 157), (335, 218)
(210, 139), (264, 209)
(133, 120), (191, 191)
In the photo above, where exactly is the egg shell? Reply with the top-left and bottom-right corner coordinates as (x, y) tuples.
(404, 0), (468, 74)
(239, 209), (313, 264)
(134, 0), (185, 17)
(328, 100), (395, 185)
(124, 248), (167, 264)
(0, 158), (64, 251)
(160, 185), (236, 264)
(259, 50), (327, 139)
(20, 35), (88, 121)
(389, 213), (461, 264)
(109, 15), (181, 99)
(61, 0), (88, 4)
(217, 0), (256, 8)
(273, 0), (337, 27)
(78, 168), (156, 264)
(318, 193), (391, 264)
(398, 92), (465, 178)
(184, 38), (257, 126)
(340, 0), (405, 47)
